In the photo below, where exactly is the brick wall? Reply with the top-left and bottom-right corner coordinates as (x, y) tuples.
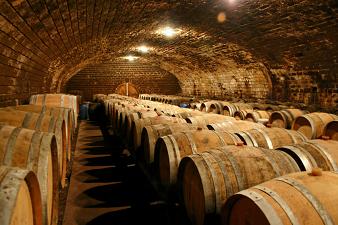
(270, 69), (337, 109)
(65, 61), (181, 101)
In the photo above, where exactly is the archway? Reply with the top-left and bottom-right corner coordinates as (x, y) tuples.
(115, 82), (139, 98)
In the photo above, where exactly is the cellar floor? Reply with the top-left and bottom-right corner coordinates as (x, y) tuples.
(62, 120), (190, 225)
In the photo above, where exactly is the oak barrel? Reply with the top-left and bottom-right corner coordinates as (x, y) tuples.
(277, 139), (338, 171)
(323, 120), (338, 141)
(177, 145), (300, 225)
(292, 112), (338, 139)
(208, 101), (230, 114)
(269, 108), (308, 129)
(200, 101), (215, 112)
(0, 166), (43, 225)
(222, 171), (338, 225)
(154, 130), (241, 188)
(130, 116), (186, 152)
(186, 114), (236, 126)
(235, 127), (307, 149)
(124, 109), (158, 140)
(207, 121), (265, 133)
(172, 110), (204, 119)
(245, 110), (271, 123)
(29, 94), (79, 128)
(4, 105), (74, 161)
(223, 103), (253, 117)
(0, 110), (67, 187)
(190, 103), (202, 111)
(233, 109), (254, 120)
(141, 123), (208, 165)
(0, 125), (59, 225)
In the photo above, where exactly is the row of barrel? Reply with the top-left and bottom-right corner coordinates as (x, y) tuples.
(194, 100), (337, 139)
(143, 94), (338, 140)
(139, 93), (194, 106)
(0, 94), (80, 225)
(139, 93), (297, 110)
(98, 93), (338, 141)
(138, 94), (338, 140)
(101, 93), (338, 225)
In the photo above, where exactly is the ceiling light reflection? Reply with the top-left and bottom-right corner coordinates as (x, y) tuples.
(136, 45), (151, 53)
(122, 55), (139, 61)
(157, 26), (181, 38)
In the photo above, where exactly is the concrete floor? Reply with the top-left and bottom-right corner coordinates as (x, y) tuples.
(62, 120), (190, 225)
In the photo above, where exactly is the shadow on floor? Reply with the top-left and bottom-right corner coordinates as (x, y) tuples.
(74, 167), (122, 183)
(64, 119), (191, 225)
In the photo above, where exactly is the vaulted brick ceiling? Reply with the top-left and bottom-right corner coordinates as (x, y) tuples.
(0, 0), (337, 107)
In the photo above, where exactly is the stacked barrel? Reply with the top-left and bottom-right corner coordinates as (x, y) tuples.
(0, 93), (79, 225)
(131, 94), (338, 225)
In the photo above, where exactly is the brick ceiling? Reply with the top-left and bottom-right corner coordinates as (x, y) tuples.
(0, 0), (337, 95)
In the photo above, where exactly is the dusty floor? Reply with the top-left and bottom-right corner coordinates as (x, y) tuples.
(60, 119), (191, 225)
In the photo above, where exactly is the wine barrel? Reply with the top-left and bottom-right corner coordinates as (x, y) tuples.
(235, 127), (307, 149)
(0, 125), (59, 225)
(114, 104), (139, 134)
(186, 114), (236, 127)
(245, 110), (271, 123)
(251, 103), (283, 111)
(124, 110), (158, 141)
(233, 109), (254, 120)
(139, 94), (148, 100)
(154, 107), (187, 117)
(269, 108), (308, 129)
(0, 166), (43, 225)
(292, 112), (338, 139)
(105, 99), (118, 117)
(190, 103), (202, 111)
(277, 139), (338, 171)
(113, 104), (127, 133)
(172, 110), (204, 119)
(223, 103), (253, 117)
(323, 120), (338, 141)
(208, 101), (230, 114)
(103, 99), (113, 123)
(178, 145), (300, 225)
(5, 105), (74, 135)
(92, 94), (107, 102)
(4, 105), (74, 161)
(141, 123), (208, 165)
(223, 171), (338, 225)
(154, 129), (242, 188)
(117, 105), (143, 134)
(156, 108), (184, 117)
(115, 103), (144, 125)
(200, 101), (215, 112)
(29, 94), (79, 128)
(0, 110), (67, 188)
(207, 120), (265, 133)
(130, 116), (186, 152)
(105, 99), (123, 125)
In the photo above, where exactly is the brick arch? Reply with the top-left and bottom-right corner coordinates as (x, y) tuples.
(0, 0), (335, 109)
